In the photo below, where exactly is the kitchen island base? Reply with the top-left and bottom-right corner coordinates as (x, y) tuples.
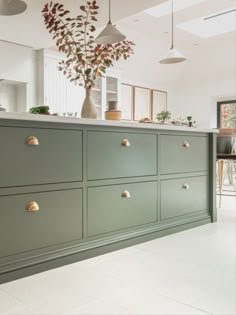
(0, 114), (217, 284)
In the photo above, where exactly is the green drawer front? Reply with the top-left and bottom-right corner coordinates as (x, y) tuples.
(87, 131), (157, 180)
(0, 127), (82, 187)
(161, 176), (208, 220)
(160, 135), (208, 174)
(87, 181), (158, 236)
(0, 189), (82, 257)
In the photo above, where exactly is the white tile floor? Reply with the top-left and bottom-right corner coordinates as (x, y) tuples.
(0, 195), (235, 315)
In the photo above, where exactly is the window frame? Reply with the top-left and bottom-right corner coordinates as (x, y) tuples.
(217, 100), (236, 128)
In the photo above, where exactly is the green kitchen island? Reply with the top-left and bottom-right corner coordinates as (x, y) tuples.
(0, 113), (217, 283)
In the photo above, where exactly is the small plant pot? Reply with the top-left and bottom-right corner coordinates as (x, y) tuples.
(188, 121), (192, 127)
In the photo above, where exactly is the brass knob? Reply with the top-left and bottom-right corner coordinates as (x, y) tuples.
(26, 201), (40, 212)
(121, 139), (130, 147)
(121, 190), (131, 198)
(26, 136), (39, 146)
(183, 183), (190, 190)
(183, 141), (190, 148)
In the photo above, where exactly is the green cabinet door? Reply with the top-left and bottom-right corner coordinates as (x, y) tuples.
(160, 135), (208, 174)
(87, 181), (158, 236)
(161, 176), (208, 220)
(87, 131), (157, 180)
(0, 189), (82, 257)
(0, 127), (83, 187)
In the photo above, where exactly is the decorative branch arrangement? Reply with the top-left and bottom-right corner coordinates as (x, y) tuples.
(42, 1), (135, 90)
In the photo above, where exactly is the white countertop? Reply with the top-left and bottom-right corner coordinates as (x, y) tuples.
(0, 112), (218, 133)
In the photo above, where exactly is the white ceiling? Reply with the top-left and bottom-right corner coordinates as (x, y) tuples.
(117, 0), (236, 85)
(0, 0), (235, 88)
(0, 0), (166, 49)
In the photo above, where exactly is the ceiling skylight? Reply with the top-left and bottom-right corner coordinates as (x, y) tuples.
(145, 0), (206, 18)
(177, 8), (236, 38)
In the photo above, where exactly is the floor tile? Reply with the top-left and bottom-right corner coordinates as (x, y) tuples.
(0, 195), (235, 315)
(0, 271), (92, 314)
(67, 286), (209, 315)
(190, 280), (236, 315)
(0, 290), (34, 314)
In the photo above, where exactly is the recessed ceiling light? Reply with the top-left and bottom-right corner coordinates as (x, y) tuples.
(177, 8), (236, 38)
(145, 0), (206, 18)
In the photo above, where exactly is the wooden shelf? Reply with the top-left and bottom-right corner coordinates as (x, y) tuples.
(107, 90), (117, 95)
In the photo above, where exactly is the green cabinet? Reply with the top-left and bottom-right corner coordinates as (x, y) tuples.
(87, 131), (157, 180)
(160, 135), (208, 174)
(161, 176), (208, 220)
(0, 127), (83, 187)
(0, 117), (216, 284)
(87, 181), (158, 236)
(0, 189), (83, 257)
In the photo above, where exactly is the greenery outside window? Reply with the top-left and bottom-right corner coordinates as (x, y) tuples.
(217, 100), (236, 128)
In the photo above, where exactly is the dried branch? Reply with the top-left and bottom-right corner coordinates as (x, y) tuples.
(42, 0), (135, 89)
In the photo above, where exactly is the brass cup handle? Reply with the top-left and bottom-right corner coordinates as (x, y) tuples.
(183, 141), (190, 148)
(183, 183), (190, 190)
(121, 139), (130, 147)
(26, 201), (40, 212)
(26, 136), (39, 146)
(121, 190), (131, 198)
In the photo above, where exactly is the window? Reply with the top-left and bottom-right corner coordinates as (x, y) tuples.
(217, 100), (236, 128)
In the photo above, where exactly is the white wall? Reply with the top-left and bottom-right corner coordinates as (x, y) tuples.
(0, 41), (37, 111)
(116, 25), (236, 128)
(167, 79), (236, 129)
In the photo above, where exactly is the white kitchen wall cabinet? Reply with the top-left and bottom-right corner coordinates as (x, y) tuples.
(37, 49), (85, 115)
(92, 69), (121, 119)
(38, 49), (121, 118)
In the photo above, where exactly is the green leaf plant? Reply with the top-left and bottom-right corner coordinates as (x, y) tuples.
(42, 1), (135, 90)
(156, 111), (172, 122)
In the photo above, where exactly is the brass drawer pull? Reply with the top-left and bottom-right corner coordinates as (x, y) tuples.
(121, 190), (131, 198)
(183, 141), (190, 148)
(121, 139), (130, 147)
(26, 136), (39, 146)
(26, 201), (40, 212)
(183, 183), (190, 190)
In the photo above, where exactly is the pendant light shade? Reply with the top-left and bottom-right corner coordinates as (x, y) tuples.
(95, 0), (126, 45)
(0, 0), (27, 16)
(159, 0), (186, 64)
(159, 47), (186, 64)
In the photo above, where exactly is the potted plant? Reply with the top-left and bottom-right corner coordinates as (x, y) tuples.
(156, 111), (171, 123)
(42, 1), (134, 119)
(186, 116), (193, 127)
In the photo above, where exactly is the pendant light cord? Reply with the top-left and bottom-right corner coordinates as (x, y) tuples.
(108, 0), (111, 23)
(171, 0), (174, 49)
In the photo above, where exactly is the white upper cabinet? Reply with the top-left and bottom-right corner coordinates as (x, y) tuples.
(91, 69), (121, 120)
(38, 49), (121, 118)
(38, 49), (85, 115)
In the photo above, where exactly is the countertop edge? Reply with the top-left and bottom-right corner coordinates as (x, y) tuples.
(0, 113), (218, 133)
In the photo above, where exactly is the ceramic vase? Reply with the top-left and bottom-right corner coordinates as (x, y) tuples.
(81, 88), (97, 119)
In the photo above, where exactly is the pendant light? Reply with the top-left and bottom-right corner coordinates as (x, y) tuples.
(95, 0), (126, 45)
(0, 0), (27, 16)
(159, 0), (186, 64)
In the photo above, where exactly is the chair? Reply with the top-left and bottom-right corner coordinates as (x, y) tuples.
(217, 129), (236, 208)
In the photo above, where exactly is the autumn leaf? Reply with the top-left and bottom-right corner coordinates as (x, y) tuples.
(42, 0), (134, 89)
